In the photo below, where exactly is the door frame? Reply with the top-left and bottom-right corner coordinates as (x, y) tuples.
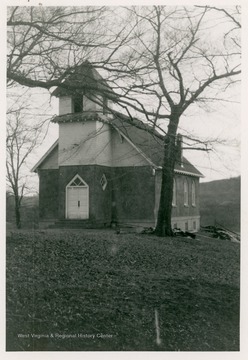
(65, 174), (89, 219)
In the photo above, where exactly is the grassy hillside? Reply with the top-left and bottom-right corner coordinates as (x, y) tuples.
(6, 230), (240, 351)
(6, 194), (39, 229)
(200, 176), (240, 233)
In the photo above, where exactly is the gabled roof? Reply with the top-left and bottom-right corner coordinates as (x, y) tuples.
(110, 111), (203, 177)
(52, 61), (118, 100)
(174, 157), (203, 177)
(110, 111), (164, 167)
(31, 140), (58, 173)
(34, 111), (203, 177)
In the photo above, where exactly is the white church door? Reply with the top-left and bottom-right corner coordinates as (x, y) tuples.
(66, 175), (89, 219)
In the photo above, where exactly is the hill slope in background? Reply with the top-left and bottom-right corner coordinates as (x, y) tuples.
(200, 176), (240, 233)
(6, 194), (39, 229)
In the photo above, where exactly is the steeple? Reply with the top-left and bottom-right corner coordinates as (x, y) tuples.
(52, 61), (117, 116)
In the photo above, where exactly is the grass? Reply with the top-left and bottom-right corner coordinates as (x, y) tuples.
(6, 229), (240, 351)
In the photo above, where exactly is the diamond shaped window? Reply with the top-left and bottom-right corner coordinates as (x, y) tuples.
(100, 174), (107, 191)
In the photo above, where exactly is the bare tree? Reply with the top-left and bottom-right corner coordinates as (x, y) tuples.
(7, 6), (127, 88)
(6, 110), (45, 228)
(7, 5), (241, 235)
(111, 6), (241, 236)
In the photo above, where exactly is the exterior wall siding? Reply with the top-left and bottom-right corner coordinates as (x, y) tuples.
(95, 121), (112, 166)
(58, 121), (152, 168)
(111, 129), (149, 167)
(58, 121), (113, 167)
(59, 121), (98, 166)
(58, 121), (149, 168)
(39, 146), (58, 170)
(112, 166), (155, 224)
(59, 94), (105, 115)
(39, 169), (59, 220)
(59, 96), (72, 115)
(84, 95), (103, 112)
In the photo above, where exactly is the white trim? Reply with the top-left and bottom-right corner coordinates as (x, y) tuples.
(172, 178), (177, 206)
(65, 174), (89, 219)
(174, 169), (203, 177)
(192, 179), (196, 206)
(156, 166), (203, 178)
(171, 215), (200, 221)
(31, 139), (59, 172)
(111, 124), (158, 168)
(184, 179), (189, 206)
(67, 174), (88, 187)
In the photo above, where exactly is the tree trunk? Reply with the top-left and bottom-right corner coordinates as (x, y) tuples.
(155, 111), (180, 237)
(14, 196), (21, 229)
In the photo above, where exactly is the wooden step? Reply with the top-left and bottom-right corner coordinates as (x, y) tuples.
(50, 219), (110, 229)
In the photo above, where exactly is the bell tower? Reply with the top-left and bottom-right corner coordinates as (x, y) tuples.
(52, 60), (115, 116)
(51, 61), (117, 167)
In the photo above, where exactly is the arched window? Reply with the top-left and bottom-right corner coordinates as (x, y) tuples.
(184, 179), (189, 206)
(192, 180), (196, 206)
(172, 179), (177, 206)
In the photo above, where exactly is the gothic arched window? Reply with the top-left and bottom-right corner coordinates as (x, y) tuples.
(172, 179), (177, 206)
(192, 180), (196, 206)
(184, 179), (189, 206)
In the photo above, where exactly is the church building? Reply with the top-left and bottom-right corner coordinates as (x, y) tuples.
(32, 61), (203, 231)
